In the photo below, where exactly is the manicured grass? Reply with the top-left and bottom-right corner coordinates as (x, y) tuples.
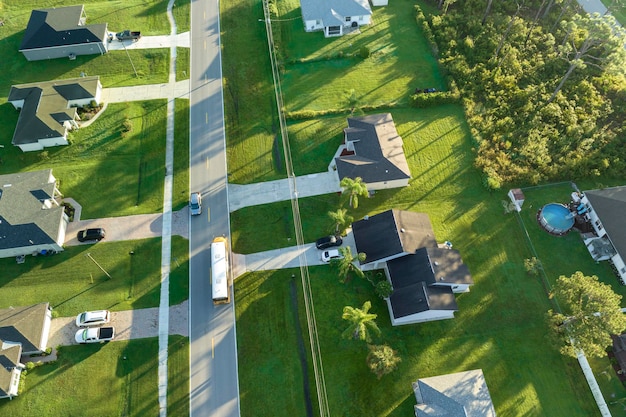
(231, 105), (481, 254)
(173, 99), (191, 211)
(0, 236), (189, 317)
(176, 47), (190, 81)
(0, 101), (168, 219)
(172, 0), (191, 34)
(232, 101), (606, 415)
(235, 270), (316, 417)
(168, 335), (190, 417)
(221, 0), (282, 184)
(0, 338), (159, 416)
(276, 0), (444, 112)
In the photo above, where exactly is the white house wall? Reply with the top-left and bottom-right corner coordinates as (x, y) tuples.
(389, 304), (456, 326)
(368, 178), (409, 191)
(304, 19), (324, 32)
(0, 242), (64, 259)
(613, 254), (626, 282)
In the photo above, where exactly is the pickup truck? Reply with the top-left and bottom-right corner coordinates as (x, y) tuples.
(115, 30), (141, 42)
(75, 327), (115, 344)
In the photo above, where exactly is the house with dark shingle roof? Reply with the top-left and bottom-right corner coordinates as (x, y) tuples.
(332, 113), (411, 190)
(412, 369), (497, 417)
(0, 303), (52, 400)
(0, 170), (68, 259)
(8, 76), (101, 152)
(19, 5), (109, 61)
(352, 209), (472, 325)
(578, 186), (626, 283)
(300, 0), (372, 37)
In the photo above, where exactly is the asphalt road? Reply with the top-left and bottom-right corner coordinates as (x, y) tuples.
(189, 0), (240, 416)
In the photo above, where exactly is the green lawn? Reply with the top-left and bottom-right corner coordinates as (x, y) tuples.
(173, 99), (191, 211)
(276, 0), (444, 112)
(0, 101), (168, 219)
(235, 270), (317, 417)
(0, 236), (189, 317)
(168, 335), (190, 417)
(0, 0), (194, 94)
(232, 101), (611, 416)
(221, 0), (282, 184)
(0, 338), (159, 416)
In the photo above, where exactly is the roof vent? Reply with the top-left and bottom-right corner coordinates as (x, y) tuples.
(400, 228), (405, 233)
(439, 276), (445, 281)
(434, 261), (439, 266)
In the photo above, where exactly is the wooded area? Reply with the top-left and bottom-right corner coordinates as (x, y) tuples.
(422, 0), (626, 188)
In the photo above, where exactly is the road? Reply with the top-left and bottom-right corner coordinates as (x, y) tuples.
(189, 0), (240, 416)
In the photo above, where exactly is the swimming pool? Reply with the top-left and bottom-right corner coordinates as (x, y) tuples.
(537, 203), (575, 235)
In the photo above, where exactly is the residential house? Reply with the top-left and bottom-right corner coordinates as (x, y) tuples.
(333, 113), (411, 190)
(352, 209), (472, 325)
(576, 186), (626, 283)
(19, 5), (109, 61)
(9, 76), (102, 152)
(0, 303), (53, 400)
(300, 0), (372, 37)
(0, 170), (68, 259)
(412, 369), (497, 417)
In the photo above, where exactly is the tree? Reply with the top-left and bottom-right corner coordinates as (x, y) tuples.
(366, 345), (401, 379)
(328, 208), (353, 235)
(342, 301), (381, 342)
(548, 14), (626, 104)
(340, 176), (369, 209)
(335, 246), (366, 283)
(375, 280), (393, 299)
(547, 272), (626, 358)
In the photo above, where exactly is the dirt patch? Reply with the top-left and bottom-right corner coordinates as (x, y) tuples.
(290, 278), (314, 417)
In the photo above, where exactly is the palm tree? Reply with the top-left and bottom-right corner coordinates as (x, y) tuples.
(335, 246), (366, 283)
(342, 301), (381, 342)
(340, 176), (369, 209)
(366, 345), (401, 379)
(328, 208), (353, 235)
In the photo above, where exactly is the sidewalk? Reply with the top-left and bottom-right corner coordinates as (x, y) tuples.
(228, 170), (341, 212)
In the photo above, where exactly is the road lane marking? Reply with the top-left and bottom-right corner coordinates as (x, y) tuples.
(206, 112), (208, 124)
(207, 208), (211, 223)
(204, 39), (206, 50)
(206, 156), (209, 169)
(212, 337), (215, 358)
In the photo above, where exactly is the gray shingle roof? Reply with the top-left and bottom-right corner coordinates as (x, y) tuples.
(0, 342), (22, 398)
(585, 186), (626, 261)
(414, 369), (497, 417)
(352, 209), (436, 264)
(336, 113), (411, 185)
(0, 303), (50, 354)
(300, 0), (371, 23)
(19, 5), (107, 51)
(0, 170), (64, 251)
(8, 76), (100, 146)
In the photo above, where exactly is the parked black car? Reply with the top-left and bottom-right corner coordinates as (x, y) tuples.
(315, 235), (343, 250)
(77, 228), (106, 242)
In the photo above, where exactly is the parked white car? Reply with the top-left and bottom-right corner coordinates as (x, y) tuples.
(189, 192), (202, 216)
(75, 327), (115, 344)
(321, 249), (342, 263)
(75, 310), (111, 327)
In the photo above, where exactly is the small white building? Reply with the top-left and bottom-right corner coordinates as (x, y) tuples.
(300, 0), (372, 37)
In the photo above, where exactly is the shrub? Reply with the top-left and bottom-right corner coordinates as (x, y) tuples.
(359, 46), (371, 59)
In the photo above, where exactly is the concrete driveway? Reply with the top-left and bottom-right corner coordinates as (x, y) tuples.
(106, 33), (190, 50)
(65, 209), (189, 246)
(48, 301), (188, 347)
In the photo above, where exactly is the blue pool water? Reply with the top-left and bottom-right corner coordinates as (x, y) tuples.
(538, 203), (575, 235)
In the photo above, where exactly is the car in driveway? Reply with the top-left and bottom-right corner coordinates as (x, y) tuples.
(77, 228), (106, 242)
(189, 192), (202, 216)
(315, 235), (343, 250)
(75, 310), (111, 327)
(321, 249), (343, 263)
(75, 327), (115, 344)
